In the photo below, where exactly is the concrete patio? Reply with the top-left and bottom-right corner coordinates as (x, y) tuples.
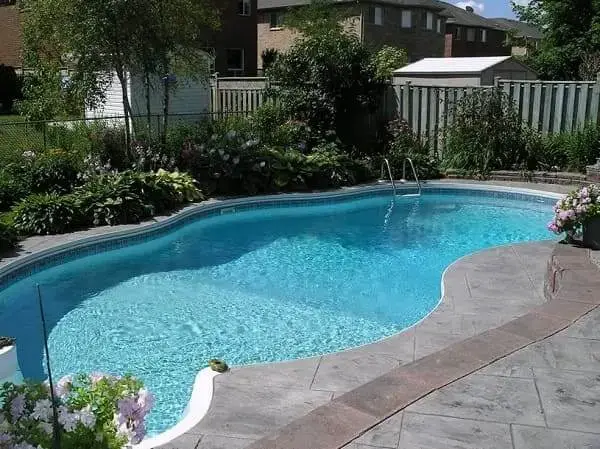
(156, 241), (599, 449)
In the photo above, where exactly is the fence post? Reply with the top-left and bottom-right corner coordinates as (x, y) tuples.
(43, 122), (47, 150)
(594, 73), (600, 126)
(494, 76), (501, 88)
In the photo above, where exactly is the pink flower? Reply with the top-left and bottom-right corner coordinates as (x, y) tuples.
(55, 375), (73, 397)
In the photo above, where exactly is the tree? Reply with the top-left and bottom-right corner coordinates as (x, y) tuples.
(20, 0), (219, 143)
(372, 46), (408, 81)
(269, 0), (384, 153)
(513, 0), (600, 80)
(261, 49), (280, 73)
(284, 0), (354, 36)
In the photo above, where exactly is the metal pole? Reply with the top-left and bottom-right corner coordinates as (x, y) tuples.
(37, 284), (61, 449)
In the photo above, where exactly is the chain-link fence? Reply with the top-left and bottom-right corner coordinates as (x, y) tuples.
(0, 111), (251, 162)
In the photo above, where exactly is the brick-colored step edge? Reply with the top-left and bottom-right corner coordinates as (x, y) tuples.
(245, 244), (600, 449)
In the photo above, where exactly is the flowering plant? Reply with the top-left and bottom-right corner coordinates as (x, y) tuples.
(0, 373), (154, 449)
(548, 185), (600, 237)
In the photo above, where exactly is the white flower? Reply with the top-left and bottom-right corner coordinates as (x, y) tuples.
(223, 153), (230, 161)
(39, 421), (53, 435)
(233, 156), (240, 165)
(55, 375), (73, 397)
(31, 399), (53, 421)
(57, 406), (78, 432)
(259, 161), (266, 168)
(75, 406), (96, 429)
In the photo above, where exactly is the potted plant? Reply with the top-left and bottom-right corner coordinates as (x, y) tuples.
(0, 336), (18, 383)
(548, 184), (600, 249)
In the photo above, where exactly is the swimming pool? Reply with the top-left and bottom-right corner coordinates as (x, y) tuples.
(0, 186), (555, 435)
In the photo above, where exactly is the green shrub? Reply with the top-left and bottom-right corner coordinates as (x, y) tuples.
(442, 89), (528, 176)
(268, 28), (385, 152)
(135, 170), (203, 214)
(30, 149), (81, 194)
(75, 173), (152, 226)
(547, 124), (600, 172)
(385, 120), (440, 180)
(12, 193), (81, 235)
(0, 165), (33, 211)
(0, 219), (18, 252)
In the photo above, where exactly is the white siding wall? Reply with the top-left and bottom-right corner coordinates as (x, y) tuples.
(86, 72), (210, 120)
(85, 72), (131, 119)
(393, 75), (482, 87)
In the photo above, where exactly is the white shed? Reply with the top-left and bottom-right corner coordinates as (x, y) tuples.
(392, 56), (537, 87)
(85, 72), (211, 120)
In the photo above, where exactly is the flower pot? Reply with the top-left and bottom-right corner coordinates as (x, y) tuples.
(583, 217), (600, 250)
(0, 343), (22, 385)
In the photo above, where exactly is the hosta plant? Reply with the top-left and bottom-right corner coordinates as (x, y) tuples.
(548, 185), (600, 238)
(0, 373), (154, 449)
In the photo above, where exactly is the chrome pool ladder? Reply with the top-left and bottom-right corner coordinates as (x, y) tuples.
(379, 157), (422, 197)
(401, 157), (422, 197)
(380, 158), (396, 196)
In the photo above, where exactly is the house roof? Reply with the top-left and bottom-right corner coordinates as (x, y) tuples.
(433, 2), (503, 29)
(393, 56), (513, 75)
(258, 0), (447, 12)
(490, 18), (543, 39)
(258, 1), (506, 31)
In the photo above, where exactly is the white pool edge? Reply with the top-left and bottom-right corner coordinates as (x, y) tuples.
(133, 368), (219, 449)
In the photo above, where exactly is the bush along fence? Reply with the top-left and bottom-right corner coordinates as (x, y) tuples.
(393, 76), (600, 154)
(208, 75), (600, 154)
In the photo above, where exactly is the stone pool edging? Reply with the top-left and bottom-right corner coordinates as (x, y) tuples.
(233, 244), (599, 449)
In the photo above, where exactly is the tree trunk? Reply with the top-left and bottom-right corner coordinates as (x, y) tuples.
(145, 71), (152, 138)
(115, 67), (134, 160)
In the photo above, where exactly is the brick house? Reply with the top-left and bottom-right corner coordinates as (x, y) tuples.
(257, 0), (451, 72)
(0, 0), (23, 69)
(0, 0), (258, 76)
(257, 1), (517, 71)
(441, 4), (510, 58)
(490, 17), (542, 57)
(206, 0), (258, 76)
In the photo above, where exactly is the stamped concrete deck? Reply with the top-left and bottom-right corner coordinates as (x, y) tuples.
(158, 243), (599, 449)
(2, 181), (596, 449)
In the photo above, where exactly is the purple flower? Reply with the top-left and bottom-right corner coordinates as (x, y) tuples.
(10, 394), (25, 421)
(55, 375), (73, 397)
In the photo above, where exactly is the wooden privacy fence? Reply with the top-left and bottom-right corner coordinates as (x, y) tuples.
(210, 77), (271, 116)
(394, 77), (600, 153)
(210, 76), (600, 153)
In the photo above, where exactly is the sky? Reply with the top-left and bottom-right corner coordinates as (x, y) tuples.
(452, 0), (530, 19)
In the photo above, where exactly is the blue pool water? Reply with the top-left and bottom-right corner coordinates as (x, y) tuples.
(0, 191), (554, 435)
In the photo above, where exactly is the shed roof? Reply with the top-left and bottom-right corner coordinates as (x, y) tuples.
(393, 56), (513, 75)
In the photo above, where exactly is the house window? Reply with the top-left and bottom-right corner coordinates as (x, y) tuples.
(367, 6), (383, 25)
(467, 28), (476, 42)
(454, 26), (462, 40)
(436, 18), (442, 33)
(270, 11), (285, 29)
(237, 0), (251, 16)
(401, 10), (412, 28)
(226, 49), (244, 74)
(426, 12), (433, 30)
(481, 29), (488, 43)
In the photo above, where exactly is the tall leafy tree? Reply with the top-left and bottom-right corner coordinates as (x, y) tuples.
(20, 0), (218, 143)
(270, 0), (384, 153)
(513, 0), (600, 80)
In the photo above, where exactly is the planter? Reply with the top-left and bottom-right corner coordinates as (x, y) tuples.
(583, 217), (600, 250)
(0, 343), (22, 384)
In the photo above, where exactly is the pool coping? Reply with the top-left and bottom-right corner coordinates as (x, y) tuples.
(0, 181), (566, 446)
